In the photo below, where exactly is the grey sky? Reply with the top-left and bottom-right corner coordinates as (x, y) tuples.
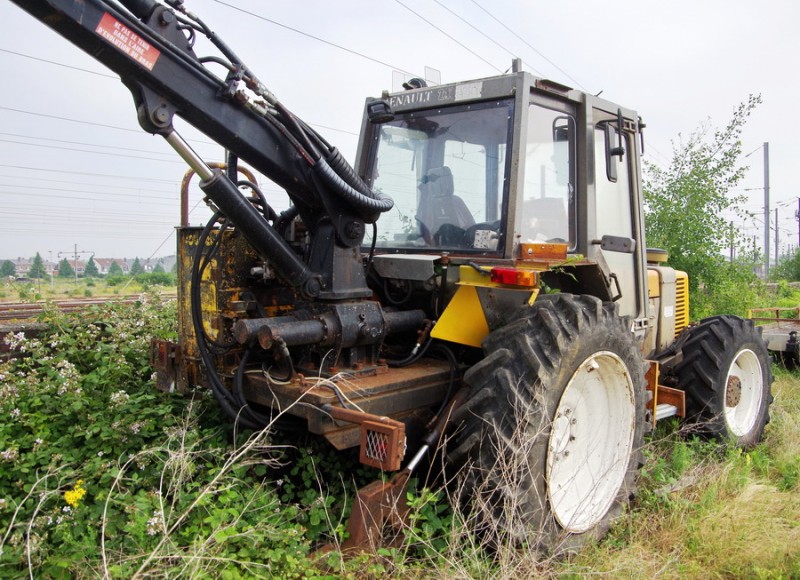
(1, 0), (797, 262)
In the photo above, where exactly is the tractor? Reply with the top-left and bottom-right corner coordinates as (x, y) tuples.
(9, 0), (773, 552)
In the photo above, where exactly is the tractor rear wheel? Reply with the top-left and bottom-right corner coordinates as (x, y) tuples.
(447, 294), (648, 552)
(672, 315), (773, 448)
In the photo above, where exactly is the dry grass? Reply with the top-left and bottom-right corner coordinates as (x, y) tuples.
(406, 370), (800, 579)
(551, 369), (800, 579)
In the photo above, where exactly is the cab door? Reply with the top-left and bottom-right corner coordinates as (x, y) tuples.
(591, 108), (646, 322)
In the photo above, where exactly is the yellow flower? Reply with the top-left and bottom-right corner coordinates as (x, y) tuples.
(64, 480), (87, 508)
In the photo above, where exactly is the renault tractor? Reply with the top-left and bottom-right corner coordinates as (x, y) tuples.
(9, 0), (773, 552)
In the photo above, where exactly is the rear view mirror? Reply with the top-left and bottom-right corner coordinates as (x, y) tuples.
(603, 110), (626, 182)
(603, 123), (623, 182)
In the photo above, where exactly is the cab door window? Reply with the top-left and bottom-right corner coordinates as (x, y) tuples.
(521, 104), (576, 247)
(594, 127), (638, 317)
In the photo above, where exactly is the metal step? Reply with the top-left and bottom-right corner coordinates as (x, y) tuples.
(655, 403), (679, 421)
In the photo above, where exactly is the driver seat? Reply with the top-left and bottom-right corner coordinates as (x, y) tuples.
(416, 166), (474, 244)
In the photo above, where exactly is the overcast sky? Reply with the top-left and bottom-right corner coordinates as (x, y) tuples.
(1, 0), (797, 263)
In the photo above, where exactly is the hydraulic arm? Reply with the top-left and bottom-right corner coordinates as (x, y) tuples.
(10, 0), (393, 299)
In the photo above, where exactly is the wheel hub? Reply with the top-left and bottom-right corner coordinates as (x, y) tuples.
(726, 375), (742, 407)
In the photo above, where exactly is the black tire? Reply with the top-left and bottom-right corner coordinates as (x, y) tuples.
(672, 315), (773, 448)
(775, 350), (799, 371)
(447, 294), (649, 552)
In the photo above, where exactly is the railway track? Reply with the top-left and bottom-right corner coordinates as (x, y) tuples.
(0, 294), (176, 323)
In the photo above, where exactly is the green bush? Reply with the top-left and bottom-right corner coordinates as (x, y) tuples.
(0, 294), (318, 577)
(135, 272), (176, 289)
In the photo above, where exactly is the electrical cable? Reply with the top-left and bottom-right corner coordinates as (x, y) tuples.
(237, 179), (278, 222)
(365, 222), (378, 276)
(233, 346), (273, 426)
(467, 0), (588, 91)
(190, 213), (260, 429)
(392, 0), (502, 73)
(429, 343), (458, 417)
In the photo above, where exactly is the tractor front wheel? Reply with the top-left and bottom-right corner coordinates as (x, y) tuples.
(447, 294), (649, 552)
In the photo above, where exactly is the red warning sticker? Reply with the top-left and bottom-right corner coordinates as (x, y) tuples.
(95, 12), (160, 71)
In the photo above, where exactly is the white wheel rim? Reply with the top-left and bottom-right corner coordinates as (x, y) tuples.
(723, 348), (763, 437)
(546, 351), (636, 533)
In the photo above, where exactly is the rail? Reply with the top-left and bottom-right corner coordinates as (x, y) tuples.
(0, 294), (177, 323)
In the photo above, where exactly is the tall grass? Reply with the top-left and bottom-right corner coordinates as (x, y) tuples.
(548, 369), (800, 578)
(389, 370), (800, 578)
(2, 292), (799, 577)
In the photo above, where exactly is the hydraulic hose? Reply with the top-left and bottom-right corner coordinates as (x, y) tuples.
(325, 147), (373, 197)
(313, 157), (393, 221)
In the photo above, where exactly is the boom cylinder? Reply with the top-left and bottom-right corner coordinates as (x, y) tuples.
(164, 131), (322, 298)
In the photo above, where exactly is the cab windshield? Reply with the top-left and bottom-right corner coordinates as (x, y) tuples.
(364, 99), (513, 252)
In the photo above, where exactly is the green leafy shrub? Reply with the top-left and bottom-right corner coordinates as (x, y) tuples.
(0, 294), (319, 577)
(16, 283), (36, 302)
(135, 272), (177, 290)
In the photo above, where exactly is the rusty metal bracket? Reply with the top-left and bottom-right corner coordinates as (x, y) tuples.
(324, 405), (406, 472)
(341, 469), (411, 552)
(646, 360), (686, 425)
(331, 387), (469, 554)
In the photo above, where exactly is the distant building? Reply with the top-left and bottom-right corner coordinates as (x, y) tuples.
(94, 258), (128, 274)
(6, 257), (58, 278)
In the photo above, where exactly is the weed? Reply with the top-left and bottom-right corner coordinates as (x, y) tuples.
(0, 293), (798, 576)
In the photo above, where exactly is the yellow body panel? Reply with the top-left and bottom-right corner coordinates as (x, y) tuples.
(432, 265), (540, 347)
(431, 285), (489, 348)
(647, 269), (660, 298)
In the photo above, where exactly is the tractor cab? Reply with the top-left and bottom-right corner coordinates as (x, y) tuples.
(356, 68), (649, 325)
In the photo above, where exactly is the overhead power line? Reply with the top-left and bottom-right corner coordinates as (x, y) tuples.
(0, 47), (116, 78)
(211, 0), (417, 77)
(468, 0), (588, 91)
(0, 137), (192, 165)
(0, 131), (178, 157)
(2, 48), (357, 138)
(392, 0), (502, 74)
(0, 164), (178, 183)
(0, 183), (179, 203)
(431, 0), (545, 76)
(0, 173), (176, 194)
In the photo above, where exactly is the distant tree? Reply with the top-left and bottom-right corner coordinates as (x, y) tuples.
(84, 256), (99, 278)
(130, 258), (144, 276)
(774, 248), (800, 281)
(58, 258), (75, 279)
(152, 262), (165, 274)
(28, 252), (47, 279)
(108, 261), (123, 276)
(643, 94), (762, 317)
(0, 260), (15, 277)
(170, 262), (177, 274)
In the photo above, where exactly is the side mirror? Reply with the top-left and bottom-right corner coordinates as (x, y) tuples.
(603, 122), (625, 182)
